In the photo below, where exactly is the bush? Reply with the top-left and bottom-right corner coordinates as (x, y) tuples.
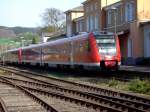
(128, 79), (150, 95)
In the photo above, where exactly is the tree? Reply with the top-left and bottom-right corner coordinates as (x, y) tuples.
(32, 37), (37, 44)
(41, 8), (65, 32)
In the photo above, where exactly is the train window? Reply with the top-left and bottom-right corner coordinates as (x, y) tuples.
(95, 35), (116, 48)
(96, 39), (115, 43)
(95, 35), (116, 55)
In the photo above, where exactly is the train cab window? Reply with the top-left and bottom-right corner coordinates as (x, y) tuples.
(95, 35), (116, 48)
(95, 35), (116, 55)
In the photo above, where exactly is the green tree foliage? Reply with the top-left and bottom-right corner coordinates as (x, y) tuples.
(32, 37), (36, 44)
(32, 34), (40, 44)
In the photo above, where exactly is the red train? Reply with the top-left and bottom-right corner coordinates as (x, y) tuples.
(2, 32), (121, 71)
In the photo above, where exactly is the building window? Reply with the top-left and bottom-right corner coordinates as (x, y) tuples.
(144, 32), (150, 57)
(79, 21), (83, 32)
(76, 22), (79, 32)
(120, 7), (123, 23)
(95, 14), (99, 30)
(90, 15), (94, 31)
(87, 16), (90, 31)
(125, 2), (135, 22)
(107, 10), (112, 25)
(67, 14), (71, 21)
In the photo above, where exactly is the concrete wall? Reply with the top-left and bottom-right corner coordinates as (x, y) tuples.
(137, 0), (150, 20)
(130, 21), (143, 58)
(101, 0), (121, 8)
(71, 12), (84, 20)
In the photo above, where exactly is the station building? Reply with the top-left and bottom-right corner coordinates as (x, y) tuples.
(65, 6), (84, 37)
(65, 0), (150, 65)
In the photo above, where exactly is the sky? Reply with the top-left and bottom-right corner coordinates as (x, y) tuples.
(0, 0), (85, 27)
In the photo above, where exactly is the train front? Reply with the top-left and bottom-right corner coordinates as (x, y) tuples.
(94, 32), (121, 70)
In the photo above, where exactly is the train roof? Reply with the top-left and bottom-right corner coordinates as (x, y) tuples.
(5, 48), (19, 53)
(4, 32), (89, 52)
(42, 32), (89, 46)
(4, 31), (114, 53)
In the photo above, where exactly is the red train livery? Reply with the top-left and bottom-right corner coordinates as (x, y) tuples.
(3, 32), (121, 71)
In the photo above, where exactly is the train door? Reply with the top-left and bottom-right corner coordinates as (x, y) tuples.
(18, 49), (22, 64)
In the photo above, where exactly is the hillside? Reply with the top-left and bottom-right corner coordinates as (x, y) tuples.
(10, 27), (39, 35)
(0, 26), (39, 38)
(0, 29), (16, 38)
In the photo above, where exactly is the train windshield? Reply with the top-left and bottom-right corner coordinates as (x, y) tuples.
(95, 35), (116, 55)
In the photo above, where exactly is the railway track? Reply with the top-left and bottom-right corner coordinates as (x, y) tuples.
(0, 75), (147, 112)
(0, 78), (57, 112)
(0, 97), (8, 112)
(0, 66), (150, 112)
(0, 72), (122, 112)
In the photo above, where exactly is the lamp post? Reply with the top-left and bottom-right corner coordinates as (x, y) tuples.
(110, 7), (117, 35)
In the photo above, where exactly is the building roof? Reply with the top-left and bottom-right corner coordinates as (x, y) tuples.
(42, 29), (66, 38)
(103, 1), (122, 10)
(140, 20), (150, 27)
(65, 6), (84, 13)
(73, 16), (84, 22)
(82, 0), (92, 4)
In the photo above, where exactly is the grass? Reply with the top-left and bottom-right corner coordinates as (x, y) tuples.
(128, 79), (150, 95)
(108, 78), (119, 87)
(26, 70), (150, 96)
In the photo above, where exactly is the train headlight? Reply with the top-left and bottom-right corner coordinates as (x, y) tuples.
(105, 55), (112, 59)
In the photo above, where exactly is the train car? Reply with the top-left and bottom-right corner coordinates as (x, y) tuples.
(2, 48), (22, 64)
(41, 32), (121, 70)
(21, 44), (42, 66)
(3, 31), (121, 71)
